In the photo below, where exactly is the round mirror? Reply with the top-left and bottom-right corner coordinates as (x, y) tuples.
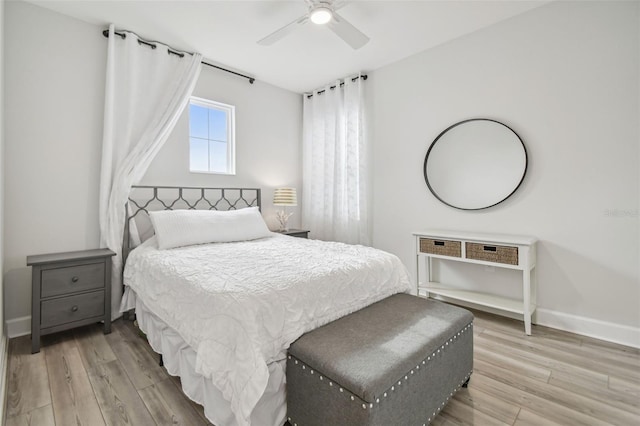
(424, 119), (527, 210)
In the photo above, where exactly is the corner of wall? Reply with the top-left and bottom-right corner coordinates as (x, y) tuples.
(5, 316), (29, 339)
(1, 0), (8, 421)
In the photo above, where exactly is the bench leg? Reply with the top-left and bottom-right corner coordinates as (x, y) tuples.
(462, 377), (470, 388)
(159, 354), (164, 367)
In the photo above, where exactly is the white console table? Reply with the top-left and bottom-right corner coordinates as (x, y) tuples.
(414, 230), (537, 335)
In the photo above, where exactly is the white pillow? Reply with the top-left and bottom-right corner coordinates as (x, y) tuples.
(149, 207), (272, 250)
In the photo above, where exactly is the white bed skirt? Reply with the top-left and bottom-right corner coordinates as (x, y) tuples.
(133, 294), (287, 426)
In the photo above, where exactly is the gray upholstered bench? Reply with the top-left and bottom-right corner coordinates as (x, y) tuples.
(286, 294), (473, 426)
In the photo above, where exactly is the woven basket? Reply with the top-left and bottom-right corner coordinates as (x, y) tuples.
(465, 242), (518, 265)
(419, 238), (462, 258)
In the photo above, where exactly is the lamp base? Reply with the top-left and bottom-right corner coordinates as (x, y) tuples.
(276, 210), (294, 233)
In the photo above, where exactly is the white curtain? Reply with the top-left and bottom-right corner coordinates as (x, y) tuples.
(302, 75), (370, 245)
(99, 25), (202, 318)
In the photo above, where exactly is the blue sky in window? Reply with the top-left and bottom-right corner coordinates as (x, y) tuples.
(209, 109), (227, 142)
(189, 104), (208, 139)
(209, 141), (227, 173)
(189, 102), (230, 173)
(190, 138), (208, 171)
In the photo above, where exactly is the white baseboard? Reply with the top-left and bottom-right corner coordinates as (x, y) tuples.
(6, 316), (30, 339)
(0, 334), (9, 424)
(536, 308), (640, 349)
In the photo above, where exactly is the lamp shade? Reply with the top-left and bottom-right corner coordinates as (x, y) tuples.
(273, 188), (297, 206)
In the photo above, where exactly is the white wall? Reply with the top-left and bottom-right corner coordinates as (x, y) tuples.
(141, 65), (302, 231)
(0, 0), (5, 333)
(3, 0), (302, 333)
(3, 0), (106, 332)
(369, 0), (639, 346)
(0, 0), (8, 418)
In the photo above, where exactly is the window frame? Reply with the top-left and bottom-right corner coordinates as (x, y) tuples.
(188, 96), (236, 175)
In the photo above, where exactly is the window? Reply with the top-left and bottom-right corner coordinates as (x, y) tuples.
(189, 97), (235, 174)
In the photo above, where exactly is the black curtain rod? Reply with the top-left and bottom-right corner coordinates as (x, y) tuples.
(306, 75), (368, 98)
(102, 29), (255, 84)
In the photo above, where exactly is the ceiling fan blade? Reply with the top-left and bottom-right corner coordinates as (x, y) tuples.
(333, 1), (348, 11)
(327, 11), (369, 49)
(258, 15), (309, 46)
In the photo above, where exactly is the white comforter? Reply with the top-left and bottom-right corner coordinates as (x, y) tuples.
(124, 234), (412, 426)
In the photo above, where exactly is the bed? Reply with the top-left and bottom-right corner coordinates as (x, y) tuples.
(120, 186), (412, 426)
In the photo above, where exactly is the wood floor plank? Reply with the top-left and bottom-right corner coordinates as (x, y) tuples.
(474, 358), (640, 425)
(549, 372), (640, 415)
(453, 385), (521, 424)
(576, 338), (640, 365)
(475, 315), (634, 368)
(513, 408), (564, 426)
(547, 364), (608, 390)
(122, 320), (163, 358)
(5, 404), (56, 426)
(498, 325), (640, 371)
(87, 360), (156, 425)
(474, 345), (551, 383)
(167, 374), (183, 391)
(440, 398), (510, 426)
(74, 324), (117, 369)
(609, 375), (640, 399)
(481, 328), (640, 382)
(43, 333), (106, 426)
(139, 379), (208, 426)
(475, 334), (611, 385)
(430, 415), (458, 426)
(106, 322), (166, 390)
(6, 337), (52, 417)
(471, 372), (610, 426)
(471, 323), (485, 336)
(580, 334), (640, 356)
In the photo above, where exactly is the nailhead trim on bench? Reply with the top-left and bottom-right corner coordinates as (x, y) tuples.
(287, 321), (473, 425)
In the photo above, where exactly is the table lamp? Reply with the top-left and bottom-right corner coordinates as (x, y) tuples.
(273, 187), (297, 231)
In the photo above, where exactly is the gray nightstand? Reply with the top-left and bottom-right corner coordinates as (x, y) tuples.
(277, 229), (310, 239)
(27, 248), (115, 353)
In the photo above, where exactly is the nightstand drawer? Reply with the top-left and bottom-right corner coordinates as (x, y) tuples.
(419, 238), (462, 257)
(466, 242), (519, 265)
(41, 290), (105, 328)
(41, 262), (105, 298)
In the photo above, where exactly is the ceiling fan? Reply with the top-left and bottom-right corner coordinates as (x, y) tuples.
(257, 0), (369, 50)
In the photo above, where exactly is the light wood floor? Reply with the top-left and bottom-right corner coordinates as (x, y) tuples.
(4, 310), (640, 426)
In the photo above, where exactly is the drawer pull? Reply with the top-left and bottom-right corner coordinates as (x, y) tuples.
(71, 276), (79, 283)
(434, 241), (445, 246)
(71, 305), (79, 312)
(483, 246), (497, 252)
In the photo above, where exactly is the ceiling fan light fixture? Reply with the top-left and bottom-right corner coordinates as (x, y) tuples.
(257, 0), (369, 49)
(310, 6), (332, 25)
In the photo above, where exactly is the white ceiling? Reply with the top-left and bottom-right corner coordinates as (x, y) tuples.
(26, 0), (549, 93)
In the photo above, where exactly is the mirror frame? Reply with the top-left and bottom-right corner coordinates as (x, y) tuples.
(423, 118), (528, 211)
